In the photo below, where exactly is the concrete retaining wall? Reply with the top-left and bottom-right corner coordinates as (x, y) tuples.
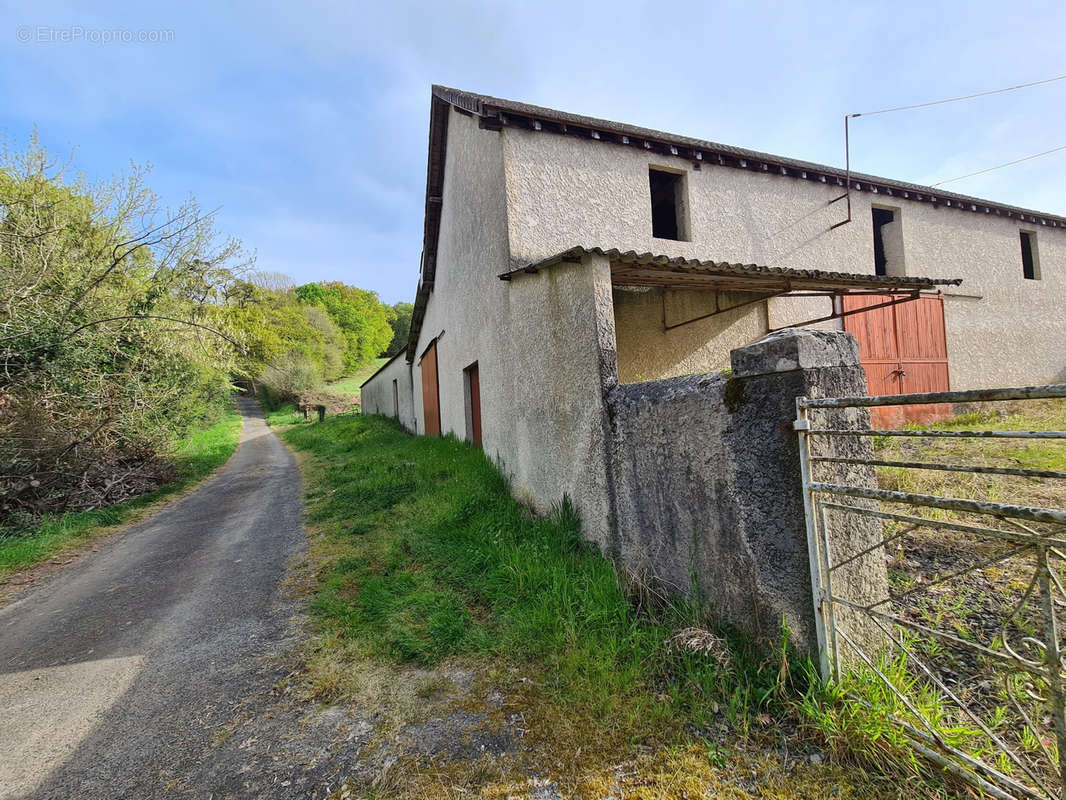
(606, 328), (887, 652)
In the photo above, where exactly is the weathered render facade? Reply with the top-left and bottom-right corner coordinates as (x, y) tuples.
(362, 86), (1066, 646)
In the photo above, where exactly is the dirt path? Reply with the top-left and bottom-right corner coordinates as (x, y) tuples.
(0, 397), (362, 799)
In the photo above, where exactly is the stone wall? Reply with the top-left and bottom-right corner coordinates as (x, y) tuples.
(360, 354), (416, 430)
(606, 328), (887, 653)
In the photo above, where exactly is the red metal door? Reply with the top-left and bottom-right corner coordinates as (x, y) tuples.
(467, 363), (482, 448)
(842, 294), (950, 427)
(420, 340), (441, 437)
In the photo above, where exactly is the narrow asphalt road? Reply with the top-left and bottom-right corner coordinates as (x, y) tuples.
(0, 397), (321, 799)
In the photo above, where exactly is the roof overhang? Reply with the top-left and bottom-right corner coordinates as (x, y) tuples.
(407, 82), (1008, 362)
(499, 246), (962, 294)
(406, 93), (451, 361)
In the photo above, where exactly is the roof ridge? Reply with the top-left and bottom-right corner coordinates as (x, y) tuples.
(431, 85), (1066, 226)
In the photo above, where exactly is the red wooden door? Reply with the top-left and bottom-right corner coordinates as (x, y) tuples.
(843, 294), (951, 427)
(842, 294), (900, 399)
(467, 363), (482, 448)
(420, 340), (441, 437)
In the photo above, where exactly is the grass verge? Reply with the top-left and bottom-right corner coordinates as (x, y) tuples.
(263, 402), (309, 427)
(327, 357), (390, 400)
(283, 411), (951, 798)
(0, 407), (243, 578)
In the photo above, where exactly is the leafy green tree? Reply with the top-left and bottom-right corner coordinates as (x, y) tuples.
(0, 136), (402, 523)
(384, 301), (413, 357)
(294, 282), (393, 371)
(229, 284), (345, 384)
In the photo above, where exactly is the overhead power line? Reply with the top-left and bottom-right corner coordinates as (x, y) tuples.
(834, 71), (1066, 215)
(850, 73), (1066, 118)
(931, 143), (1066, 186)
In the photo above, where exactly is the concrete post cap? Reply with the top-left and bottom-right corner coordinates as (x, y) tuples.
(730, 328), (860, 378)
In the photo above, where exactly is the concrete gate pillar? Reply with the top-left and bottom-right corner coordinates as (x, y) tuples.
(727, 328), (889, 657)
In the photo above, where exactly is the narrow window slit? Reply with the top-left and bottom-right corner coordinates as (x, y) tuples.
(871, 206), (904, 277)
(1021, 231), (1039, 280)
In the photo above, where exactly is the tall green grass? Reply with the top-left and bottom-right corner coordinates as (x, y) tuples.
(285, 412), (971, 795)
(263, 402), (310, 427)
(0, 408), (243, 575)
(284, 412), (788, 731)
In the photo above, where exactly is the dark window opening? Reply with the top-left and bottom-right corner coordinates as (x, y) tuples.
(871, 207), (896, 276)
(1021, 231), (1038, 280)
(392, 378), (399, 416)
(650, 168), (685, 241)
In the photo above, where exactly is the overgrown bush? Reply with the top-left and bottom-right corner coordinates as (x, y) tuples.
(228, 277), (395, 402)
(0, 138), (249, 523)
(258, 355), (322, 403)
(0, 136), (398, 525)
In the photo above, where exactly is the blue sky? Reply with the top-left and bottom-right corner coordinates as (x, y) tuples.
(2, 0), (1064, 303)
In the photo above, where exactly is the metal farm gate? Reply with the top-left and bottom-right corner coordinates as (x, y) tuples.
(796, 384), (1066, 799)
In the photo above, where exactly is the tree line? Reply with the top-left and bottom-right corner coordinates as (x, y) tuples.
(231, 276), (410, 401)
(0, 138), (409, 526)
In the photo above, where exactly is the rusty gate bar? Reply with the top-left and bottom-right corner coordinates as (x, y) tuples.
(818, 503), (1066, 552)
(795, 383), (1066, 800)
(805, 428), (1066, 441)
(806, 482), (1066, 525)
(811, 455), (1066, 480)
(799, 383), (1066, 408)
(811, 428), (1066, 439)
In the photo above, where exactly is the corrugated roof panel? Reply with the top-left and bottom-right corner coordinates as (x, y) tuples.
(499, 246), (962, 292)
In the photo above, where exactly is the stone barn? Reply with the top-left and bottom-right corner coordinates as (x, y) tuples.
(360, 86), (1066, 647)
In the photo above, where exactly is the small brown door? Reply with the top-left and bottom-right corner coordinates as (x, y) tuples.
(466, 363), (482, 448)
(843, 293), (951, 427)
(420, 340), (441, 436)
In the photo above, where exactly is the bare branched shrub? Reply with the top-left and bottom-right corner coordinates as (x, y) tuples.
(248, 270), (295, 292)
(0, 136), (252, 523)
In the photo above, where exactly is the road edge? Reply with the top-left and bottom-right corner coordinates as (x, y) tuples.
(0, 408), (247, 609)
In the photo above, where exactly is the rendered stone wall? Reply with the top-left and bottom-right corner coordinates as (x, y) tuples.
(606, 328), (888, 653)
(409, 108), (514, 449)
(360, 354), (416, 431)
(501, 125), (1066, 389)
(612, 287), (766, 383)
(502, 253), (618, 548)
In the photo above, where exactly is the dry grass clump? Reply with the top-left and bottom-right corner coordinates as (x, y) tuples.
(667, 627), (733, 671)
